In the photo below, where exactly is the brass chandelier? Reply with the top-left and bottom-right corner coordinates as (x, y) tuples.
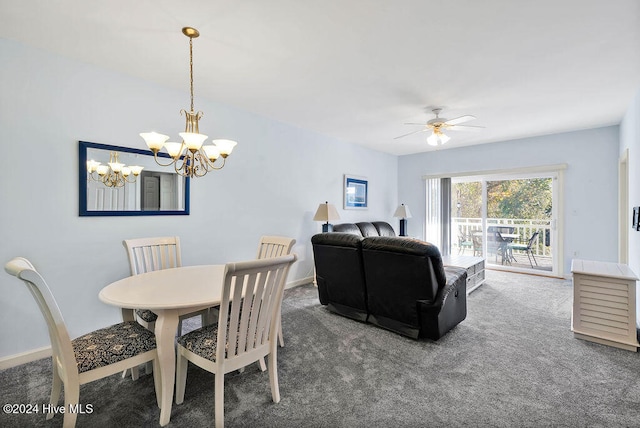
(86, 152), (144, 188)
(140, 27), (237, 178)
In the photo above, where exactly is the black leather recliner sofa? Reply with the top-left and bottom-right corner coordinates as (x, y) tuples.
(311, 230), (467, 340)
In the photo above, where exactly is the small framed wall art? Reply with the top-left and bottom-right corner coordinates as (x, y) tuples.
(633, 206), (640, 231)
(344, 174), (368, 209)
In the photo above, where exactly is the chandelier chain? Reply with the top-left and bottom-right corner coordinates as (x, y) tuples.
(189, 36), (194, 113)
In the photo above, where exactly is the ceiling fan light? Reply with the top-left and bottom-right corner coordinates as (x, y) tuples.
(440, 133), (451, 144)
(427, 133), (439, 146)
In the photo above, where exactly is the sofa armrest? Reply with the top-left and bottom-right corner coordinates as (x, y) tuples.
(416, 267), (467, 340)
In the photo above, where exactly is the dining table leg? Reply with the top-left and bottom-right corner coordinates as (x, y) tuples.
(155, 309), (179, 427)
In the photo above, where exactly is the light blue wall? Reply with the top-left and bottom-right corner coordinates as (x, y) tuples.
(620, 88), (640, 276)
(0, 39), (398, 358)
(398, 126), (620, 276)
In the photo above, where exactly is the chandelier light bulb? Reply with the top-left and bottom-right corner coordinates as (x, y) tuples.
(212, 139), (238, 157)
(140, 132), (170, 151)
(203, 145), (221, 161)
(164, 142), (184, 158)
(179, 132), (208, 151)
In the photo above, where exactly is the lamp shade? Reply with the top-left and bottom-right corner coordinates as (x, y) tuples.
(313, 201), (340, 222)
(393, 204), (412, 219)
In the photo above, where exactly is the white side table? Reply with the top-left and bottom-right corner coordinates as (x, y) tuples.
(571, 259), (639, 352)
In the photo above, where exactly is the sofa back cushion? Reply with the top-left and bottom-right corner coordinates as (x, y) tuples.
(356, 222), (379, 237)
(332, 223), (363, 236)
(311, 233), (368, 321)
(372, 221), (396, 237)
(332, 221), (396, 237)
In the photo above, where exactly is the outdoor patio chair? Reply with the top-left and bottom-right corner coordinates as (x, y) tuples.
(508, 232), (539, 267)
(472, 233), (483, 257)
(457, 229), (473, 255)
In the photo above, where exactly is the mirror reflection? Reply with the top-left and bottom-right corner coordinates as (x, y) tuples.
(79, 141), (190, 216)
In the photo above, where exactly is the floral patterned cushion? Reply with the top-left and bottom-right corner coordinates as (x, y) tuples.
(177, 324), (223, 361)
(135, 309), (158, 323)
(72, 321), (156, 373)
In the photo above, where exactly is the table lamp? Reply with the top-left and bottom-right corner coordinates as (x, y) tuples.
(313, 201), (340, 232)
(393, 204), (412, 236)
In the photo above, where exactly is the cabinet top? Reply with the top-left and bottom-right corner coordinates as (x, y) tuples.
(571, 259), (638, 280)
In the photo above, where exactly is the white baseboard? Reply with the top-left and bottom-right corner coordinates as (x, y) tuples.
(0, 277), (315, 370)
(0, 346), (52, 371)
(286, 276), (314, 289)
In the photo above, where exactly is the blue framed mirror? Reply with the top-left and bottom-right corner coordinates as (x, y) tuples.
(79, 141), (190, 216)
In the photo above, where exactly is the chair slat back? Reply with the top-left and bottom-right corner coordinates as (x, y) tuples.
(123, 236), (182, 275)
(4, 257), (77, 381)
(528, 232), (540, 248)
(256, 236), (296, 260)
(217, 254), (296, 363)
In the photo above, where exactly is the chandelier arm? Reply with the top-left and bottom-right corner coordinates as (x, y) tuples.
(172, 153), (192, 178)
(153, 151), (181, 167)
(194, 154), (211, 177)
(203, 155), (226, 170)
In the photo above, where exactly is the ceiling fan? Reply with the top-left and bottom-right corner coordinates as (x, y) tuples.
(395, 108), (484, 146)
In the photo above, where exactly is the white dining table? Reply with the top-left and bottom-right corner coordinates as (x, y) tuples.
(99, 264), (226, 427)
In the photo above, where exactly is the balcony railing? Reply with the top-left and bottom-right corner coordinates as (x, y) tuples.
(453, 217), (552, 258)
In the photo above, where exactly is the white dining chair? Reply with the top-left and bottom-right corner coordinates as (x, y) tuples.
(175, 254), (297, 428)
(123, 236), (209, 335)
(123, 236), (209, 379)
(4, 257), (160, 428)
(256, 235), (296, 347)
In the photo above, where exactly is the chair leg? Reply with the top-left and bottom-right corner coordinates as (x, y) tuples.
(152, 358), (162, 409)
(258, 358), (267, 372)
(175, 350), (188, 405)
(63, 382), (80, 428)
(47, 368), (62, 420)
(268, 351), (280, 403)
(214, 373), (225, 428)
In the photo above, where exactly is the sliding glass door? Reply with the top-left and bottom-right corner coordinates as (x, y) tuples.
(429, 169), (561, 276)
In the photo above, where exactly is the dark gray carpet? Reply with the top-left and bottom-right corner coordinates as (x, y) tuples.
(2, 270), (640, 427)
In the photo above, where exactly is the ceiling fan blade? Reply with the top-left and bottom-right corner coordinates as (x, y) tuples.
(447, 125), (485, 131)
(403, 122), (429, 125)
(445, 115), (476, 125)
(394, 128), (429, 139)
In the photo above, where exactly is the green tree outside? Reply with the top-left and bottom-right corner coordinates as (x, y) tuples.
(453, 178), (552, 220)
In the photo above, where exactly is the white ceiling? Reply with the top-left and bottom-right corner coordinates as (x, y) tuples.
(2, 0), (639, 155)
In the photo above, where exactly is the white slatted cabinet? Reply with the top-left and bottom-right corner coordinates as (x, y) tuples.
(571, 259), (639, 352)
